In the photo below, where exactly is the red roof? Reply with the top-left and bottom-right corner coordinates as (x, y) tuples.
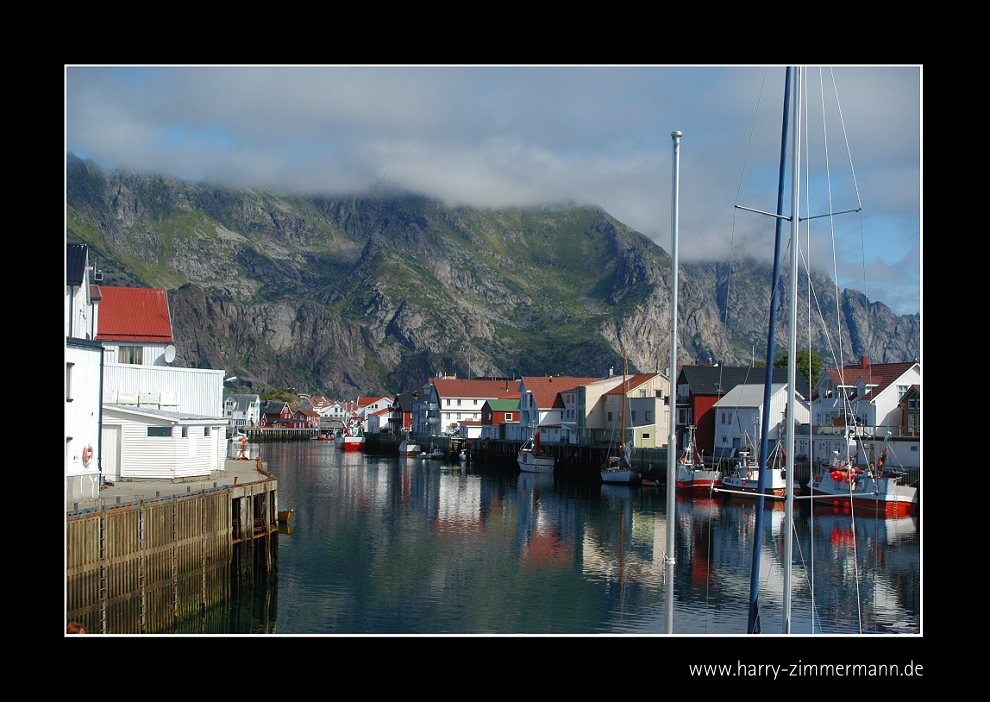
(823, 360), (917, 401)
(95, 287), (172, 343)
(430, 378), (523, 401)
(521, 376), (604, 409)
(604, 374), (659, 395)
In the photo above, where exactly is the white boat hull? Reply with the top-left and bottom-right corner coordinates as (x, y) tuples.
(675, 466), (722, 496)
(601, 468), (640, 484)
(810, 467), (918, 517)
(517, 449), (554, 473)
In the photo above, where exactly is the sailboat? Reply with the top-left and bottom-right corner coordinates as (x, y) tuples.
(674, 424), (722, 496)
(737, 65), (874, 633)
(601, 361), (641, 484)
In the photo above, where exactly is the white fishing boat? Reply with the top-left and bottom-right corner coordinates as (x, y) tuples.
(809, 432), (918, 517)
(517, 430), (554, 473)
(720, 444), (786, 497)
(398, 435), (421, 456)
(674, 424), (721, 496)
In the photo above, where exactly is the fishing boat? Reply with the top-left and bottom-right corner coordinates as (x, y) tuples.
(517, 430), (554, 473)
(601, 363), (640, 484)
(398, 435), (421, 456)
(720, 444), (786, 497)
(809, 432), (917, 517)
(335, 424), (366, 452)
(674, 424), (721, 496)
(278, 508), (294, 522)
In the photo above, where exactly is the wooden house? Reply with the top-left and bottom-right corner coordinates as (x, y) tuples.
(259, 401), (293, 427)
(415, 377), (521, 437)
(100, 405), (227, 482)
(95, 286), (174, 367)
(675, 365), (809, 460)
(899, 385), (920, 438)
(514, 376), (603, 443)
(712, 382), (809, 461)
(224, 394), (261, 428)
(812, 357), (920, 431)
(480, 399), (521, 440)
(596, 373), (671, 449)
(66, 244), (102, 500)
(295, 408), (321, 428)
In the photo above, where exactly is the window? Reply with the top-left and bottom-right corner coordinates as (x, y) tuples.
(118, 346), (143, 364)
(505, 413), (513, 421)
(148, 427), (172, 437)
(631, 411), (637, 422)
(643, 433), (651, 440)
(607, 412), (613, 422)
(645, 411), (652, 422)
(640, 390), (646, 398)
(66, 362), (74, 402)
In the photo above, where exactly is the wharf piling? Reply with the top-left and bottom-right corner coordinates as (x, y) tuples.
(65, 459), (279, 634)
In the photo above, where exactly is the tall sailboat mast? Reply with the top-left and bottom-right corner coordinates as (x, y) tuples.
(782, 67), (802, 634)
(742, 66), (793, 635)
(664, 130), (682, 635)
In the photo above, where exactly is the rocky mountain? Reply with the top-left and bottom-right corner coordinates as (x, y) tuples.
(65, 153), (920, 399)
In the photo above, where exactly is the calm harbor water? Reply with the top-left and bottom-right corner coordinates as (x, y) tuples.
(225, 441), (920, 635)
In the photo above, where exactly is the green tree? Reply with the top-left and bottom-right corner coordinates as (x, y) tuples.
(773, 349), (823, 387)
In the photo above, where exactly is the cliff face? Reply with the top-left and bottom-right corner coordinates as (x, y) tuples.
(66, 154), (920, 397)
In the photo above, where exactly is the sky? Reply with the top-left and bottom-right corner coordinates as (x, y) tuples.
(65, 65), (921, 316)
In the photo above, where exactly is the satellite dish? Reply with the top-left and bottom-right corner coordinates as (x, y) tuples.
(164, 345), (176, 363)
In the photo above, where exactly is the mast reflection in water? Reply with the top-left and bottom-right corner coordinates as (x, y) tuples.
(227, 442), (920, 634)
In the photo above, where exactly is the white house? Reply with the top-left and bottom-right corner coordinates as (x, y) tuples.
(66, 244), (102, 501)
(513, 376), (604, 442)
(712, 382), (810, 458)
(415, 377), (521, 438)
(66, 338), (103, 501)
(812, 357), (920, 431)
(224, 394), (261, 428)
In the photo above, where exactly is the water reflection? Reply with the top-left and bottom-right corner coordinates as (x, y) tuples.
(247, 443), (920, 634)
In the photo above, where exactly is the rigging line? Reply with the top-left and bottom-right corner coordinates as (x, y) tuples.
(723, 66), (773, 389)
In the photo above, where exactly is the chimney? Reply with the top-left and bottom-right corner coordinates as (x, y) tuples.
(861, 355), (869, 369)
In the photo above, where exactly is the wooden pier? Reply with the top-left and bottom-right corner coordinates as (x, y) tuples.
(65, 460), (279, 634)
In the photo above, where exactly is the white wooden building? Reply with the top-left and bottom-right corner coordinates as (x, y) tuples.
(100, 405), (228, 482)
(712, 382), (810, 457)
(223, 394), (261, 428)
(66, 244), (102, 501)
(66, 338), (103, 501)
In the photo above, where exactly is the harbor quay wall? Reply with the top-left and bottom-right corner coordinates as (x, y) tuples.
(365, 433), (673, 482)
(66, 460), (279, 634)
